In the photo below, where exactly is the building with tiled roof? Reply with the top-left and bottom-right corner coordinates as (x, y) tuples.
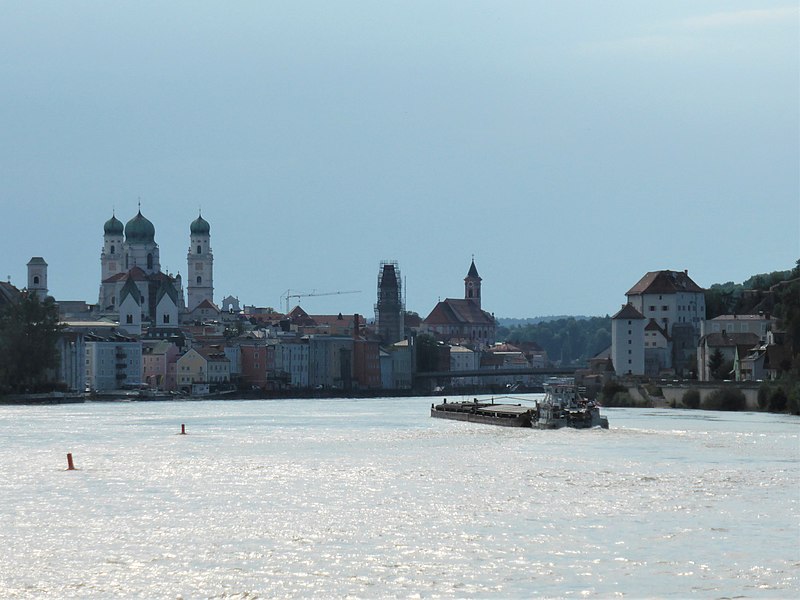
(0, 281), (21, 307)
(177, 345), (231, 393)
(98, 209), (185, 327)
(422, 260), (496, 349)
(701, 313), (777, 338)
(97, 209), (218, 330)
(697, 331), (760, 381)
(612, 270), (707, 377)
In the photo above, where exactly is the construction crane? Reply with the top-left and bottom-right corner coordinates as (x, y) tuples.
(281, 289), (361, 314)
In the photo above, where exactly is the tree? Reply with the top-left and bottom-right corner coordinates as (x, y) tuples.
(415, 334), (439, 373)
(0, 293), (62, 393)
(707, 348), (725, 381)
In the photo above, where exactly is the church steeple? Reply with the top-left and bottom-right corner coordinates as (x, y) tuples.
(464, 257), (482, 308)
(187, 211), (214, 311)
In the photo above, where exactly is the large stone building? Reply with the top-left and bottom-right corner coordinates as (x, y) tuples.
(422, 259), (496, 349)
(612, 270), (706, 377)
(98, 209), (215, 329)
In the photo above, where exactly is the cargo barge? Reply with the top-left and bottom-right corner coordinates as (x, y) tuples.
(431, 380), (608, 430)
(430, 398), (534, 427)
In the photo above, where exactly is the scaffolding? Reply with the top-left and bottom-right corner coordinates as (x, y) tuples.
(375, 260), (405, 345)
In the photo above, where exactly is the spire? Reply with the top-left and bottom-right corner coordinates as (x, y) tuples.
(464, 257), (482, 307)
(467, 258), (480, 279)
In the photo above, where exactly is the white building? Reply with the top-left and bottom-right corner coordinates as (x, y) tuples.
(701, 314), (776, 339)
(450, 345), (480, 386)
(186, 214), (214, 312)
(611, 304), (646, 376)
(612, 270), (706, 377)
(99, 210), (221, 327)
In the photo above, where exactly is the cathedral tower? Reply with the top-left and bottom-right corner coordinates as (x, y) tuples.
(124, 209), (160, 275)
(100, 214), (125, 283)
(464, 258), (482, 309)
(186, 213), (214, 311)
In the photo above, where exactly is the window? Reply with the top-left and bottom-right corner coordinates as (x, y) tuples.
(662, 305), (668, 311)
(649, 306), (656, 312)
(110, 245), (115, 254)
(163, 314), (170, 324)
(197, 245), (201, 254)
(197, 276), (202, 285)
(126, 315), (133, 324)
(33, 276), (39, 285)
(147, 253), (153, 270)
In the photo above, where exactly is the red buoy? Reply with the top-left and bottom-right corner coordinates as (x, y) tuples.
(181, 424), (186, 435)
(66, 453), (75, 470)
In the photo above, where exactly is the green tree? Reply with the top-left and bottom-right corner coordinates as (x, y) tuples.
(415, 334), (439, 373)
(707, 348), (725, 380)
(0, 294), (62, 393)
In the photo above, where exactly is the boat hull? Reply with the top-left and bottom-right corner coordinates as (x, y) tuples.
(430, 407), (532, 427)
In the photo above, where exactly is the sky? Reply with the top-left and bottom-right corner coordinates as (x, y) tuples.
(1, 1), (797, 319)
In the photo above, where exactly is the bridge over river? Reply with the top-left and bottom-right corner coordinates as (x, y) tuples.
(414, 367), (577, 380)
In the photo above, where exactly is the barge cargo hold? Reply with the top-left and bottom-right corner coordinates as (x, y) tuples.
(430, 399), (534, 427)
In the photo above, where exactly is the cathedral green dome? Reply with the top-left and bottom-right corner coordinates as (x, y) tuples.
(103, 214), (124, 236)
(125, 210), (156, 243)
(190, 214), (210, 235)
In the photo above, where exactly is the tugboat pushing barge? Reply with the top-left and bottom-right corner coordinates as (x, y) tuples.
(430, 379), (608, 430)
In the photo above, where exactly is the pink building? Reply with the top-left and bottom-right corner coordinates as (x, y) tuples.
(142, 341), (179, 390)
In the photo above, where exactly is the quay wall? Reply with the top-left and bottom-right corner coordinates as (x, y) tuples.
(656, 383), (761, 410)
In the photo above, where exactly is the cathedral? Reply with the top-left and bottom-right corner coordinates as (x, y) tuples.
(98, 209), (214, 332)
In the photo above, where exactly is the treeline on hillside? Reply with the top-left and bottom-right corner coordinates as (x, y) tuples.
(705, 266), (797, 318)
(496, 316), (611, 366)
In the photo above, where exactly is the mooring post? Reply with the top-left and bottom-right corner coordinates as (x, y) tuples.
(66, 453), (75, 470)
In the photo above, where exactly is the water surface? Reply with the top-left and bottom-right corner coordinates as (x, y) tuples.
(1, 396), (797, 598)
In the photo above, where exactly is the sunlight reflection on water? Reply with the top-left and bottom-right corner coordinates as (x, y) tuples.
(0, 397), (798, 598)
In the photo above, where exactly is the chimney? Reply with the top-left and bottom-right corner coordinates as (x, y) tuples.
(353, 313), (359, 340)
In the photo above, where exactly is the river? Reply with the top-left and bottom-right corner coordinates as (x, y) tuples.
(1, 395), (797, 598)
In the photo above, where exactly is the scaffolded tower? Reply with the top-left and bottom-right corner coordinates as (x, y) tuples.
(375, 261), (404, 345)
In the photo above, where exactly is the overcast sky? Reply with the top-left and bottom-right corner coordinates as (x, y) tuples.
(1, 1), (797, 319)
